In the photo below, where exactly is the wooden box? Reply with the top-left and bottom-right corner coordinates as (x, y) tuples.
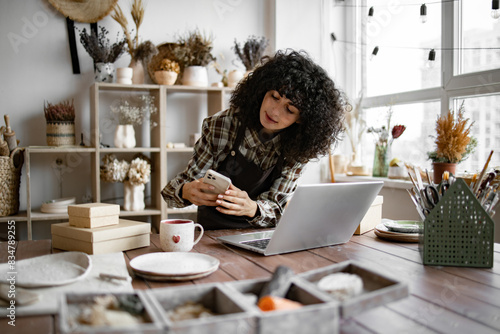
(52, 219), (150, 255)
(68, 203), (120, 228)
(146, 283), (258, 334)
(223, 278), (339, 334)
(353, 195), (383, 235)
(298, 260), (408, 318)
(59, 291), (163, 334)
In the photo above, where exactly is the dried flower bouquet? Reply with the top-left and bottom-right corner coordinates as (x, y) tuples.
(44, 99), (75, 122)
(427, 103), (477, 164)
(78, 27), (126, 63)
(100, 154), (150, 185)
(233, 35), (269, 71)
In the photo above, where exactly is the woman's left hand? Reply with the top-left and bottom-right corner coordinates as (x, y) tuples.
(215, 184), (258, 218)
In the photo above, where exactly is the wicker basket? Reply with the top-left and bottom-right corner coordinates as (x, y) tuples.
(419, 178), (494, 268)
(46, 121), (75, 146)
(0, 147), (24, 217)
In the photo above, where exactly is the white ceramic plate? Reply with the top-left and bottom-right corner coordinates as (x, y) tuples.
(383, 219), (422, 233)
(130, 252), (219, 277)
(134, 266), (218, 281)
(0, 252), (92, 288)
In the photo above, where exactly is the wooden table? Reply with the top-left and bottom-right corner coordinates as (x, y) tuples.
(1, 229), (499, 334)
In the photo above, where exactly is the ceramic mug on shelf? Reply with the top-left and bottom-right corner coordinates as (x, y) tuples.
(159, 219), (204, 252)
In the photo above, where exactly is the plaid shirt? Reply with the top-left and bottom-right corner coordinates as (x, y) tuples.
(161, 108), (305, 228)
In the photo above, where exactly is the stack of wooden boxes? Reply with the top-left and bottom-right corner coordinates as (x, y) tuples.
(51, 203), (150, 254)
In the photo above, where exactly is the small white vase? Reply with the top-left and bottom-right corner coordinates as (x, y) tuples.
(95, 62), (115, 83)
(116, 67), (133, 84)
(114, 124), (136, 148)
(228, 69), (244, 88)
(182, 66), (208, 87)
(123, 181), (145, 211)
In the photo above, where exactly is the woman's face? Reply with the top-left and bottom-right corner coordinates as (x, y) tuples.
(259, 90), (300, 134)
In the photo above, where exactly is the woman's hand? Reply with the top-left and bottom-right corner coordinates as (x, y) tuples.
(181, 179), (220, 206)
(215, 184), (258, 218)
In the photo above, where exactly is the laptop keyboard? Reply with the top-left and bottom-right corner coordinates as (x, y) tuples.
(240, 238), (270, 250)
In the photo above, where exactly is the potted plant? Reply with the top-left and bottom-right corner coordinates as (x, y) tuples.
(427, 103), (477, 183)
(112, 0), (158, 84)
(172, 29), (216, 87)
(232, 35), (269, 74)
(154, 59), (180, 85)
(44, 99), (76, 146)
(78, 26), (126, 82)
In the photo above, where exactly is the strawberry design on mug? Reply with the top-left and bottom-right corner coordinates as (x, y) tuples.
(160, 219), (204, 252)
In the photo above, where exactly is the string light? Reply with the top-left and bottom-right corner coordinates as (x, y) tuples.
(420, 4), (428, 23)
(492, 0), (500, 19)
(370, 46), (379, 60)
(368, 7), (374, 22)
(426, 49), (436, 68)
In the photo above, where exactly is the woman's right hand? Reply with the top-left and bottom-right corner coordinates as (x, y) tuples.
(181, 179), (219, 206)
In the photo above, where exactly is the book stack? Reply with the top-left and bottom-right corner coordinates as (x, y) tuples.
(51, 203), (150, 254)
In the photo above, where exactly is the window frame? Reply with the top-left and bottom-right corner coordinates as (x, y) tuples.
(347, 1), (500, 117)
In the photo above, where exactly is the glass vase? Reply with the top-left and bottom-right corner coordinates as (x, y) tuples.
(372, 143), (390, 177)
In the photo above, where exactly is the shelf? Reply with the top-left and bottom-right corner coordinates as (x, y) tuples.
(20, 83), (229, 240)
(26, 146), (96, 154)
(0, 211), (28, 223)
(166, 147), (194, 153)
(100, 147), (161, 153)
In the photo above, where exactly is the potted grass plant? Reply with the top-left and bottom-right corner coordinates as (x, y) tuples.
(427, 103), (477, 183)
(44, 99), (76, 146)
(172, 29), (216, 87)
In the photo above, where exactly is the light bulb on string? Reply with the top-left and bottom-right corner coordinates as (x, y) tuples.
(370, 46), (379, 61)
(426, 49), (436, 68)
(368, 7), (374, 22)
(420, 4), (427, 23)
(492, 0), (500, 19)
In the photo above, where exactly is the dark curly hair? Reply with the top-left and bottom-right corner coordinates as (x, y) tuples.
(230, 50), (346, 164)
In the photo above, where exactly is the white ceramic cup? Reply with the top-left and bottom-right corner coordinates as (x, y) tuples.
(160, 219), (204, 252)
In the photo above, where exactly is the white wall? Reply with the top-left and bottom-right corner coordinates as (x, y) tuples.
(1, 0), (340, 239)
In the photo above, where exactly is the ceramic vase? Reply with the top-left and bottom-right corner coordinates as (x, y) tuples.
(228, 69), (244, 88)
(129, 59), (145, 84)
(114, 124), (136, 148)
(155, 71), (178, 85)
(433, 162), (457, 184)
(116, 67), (133, 84)
(123, 181), (145, 211)
(94, 62), (114, 83)
(182, 66), (208, 87)
(372, 143), (390, 177)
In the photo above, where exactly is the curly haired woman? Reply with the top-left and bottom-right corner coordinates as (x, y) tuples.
(161, 50), (346, 229)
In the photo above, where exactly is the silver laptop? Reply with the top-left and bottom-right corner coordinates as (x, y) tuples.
(217, 181), (383, 256)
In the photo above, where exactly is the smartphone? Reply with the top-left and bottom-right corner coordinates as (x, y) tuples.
(202, 169), (232, 194)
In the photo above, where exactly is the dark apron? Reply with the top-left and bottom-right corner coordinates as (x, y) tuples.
(197, 124), (284, 229)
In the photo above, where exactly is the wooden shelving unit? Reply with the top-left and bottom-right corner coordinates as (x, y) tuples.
(2, 83), (230, 240)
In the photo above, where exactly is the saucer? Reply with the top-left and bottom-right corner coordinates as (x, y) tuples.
(129, 252), (219, 277)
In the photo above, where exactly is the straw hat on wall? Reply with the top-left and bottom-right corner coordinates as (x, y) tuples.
(48, 0), (118, 23)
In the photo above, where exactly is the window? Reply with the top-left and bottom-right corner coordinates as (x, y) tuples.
(345, 0), (500, 173)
